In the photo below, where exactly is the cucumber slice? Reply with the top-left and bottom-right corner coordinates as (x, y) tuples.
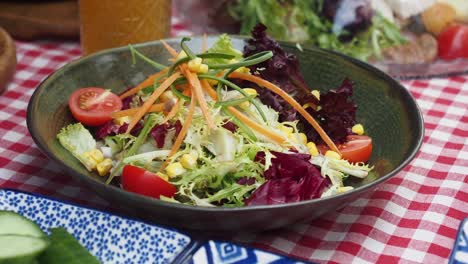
(0, 234), (49, 263)
(0, 211), (46, 238)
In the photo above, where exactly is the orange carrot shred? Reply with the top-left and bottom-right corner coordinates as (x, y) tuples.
(160, 92), (196, 171)
(229, 72), (340, 153)
(228, 107), (286, 144)
(200, 79), (218, 101)
(126, 72), (181, 133)
(202, 33), (207, 52)
(182, 68), (215, 129)
(160, 40), (178, 57)
(119, 68), (169, 99)
(161, 88), (190, 124)
(199, 78), (287, 144)
(111, 103), (165, 119)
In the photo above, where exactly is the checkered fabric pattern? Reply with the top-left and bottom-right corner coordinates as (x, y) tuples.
(1, 16), (467, 264)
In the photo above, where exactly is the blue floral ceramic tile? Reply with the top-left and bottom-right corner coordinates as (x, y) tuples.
(0, 189), (191, 264)
(449, 218), (468, 264)
(190, 240), (310, 264)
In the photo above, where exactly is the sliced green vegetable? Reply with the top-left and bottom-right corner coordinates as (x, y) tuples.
(0, 234), (49, 263)
(0, 211), (46, 238)
(38, 228), (100, 264)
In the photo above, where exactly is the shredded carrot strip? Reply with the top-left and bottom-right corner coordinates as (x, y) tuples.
(160, 40), (178, 57)
(161, 100), (182, 124)
(111, 103), (165, 119)
(200, 78), (287, 144)
(160, 92), (196, 171)
(119, 68), (169, 99)
(229, 72), (340, 153)
(200, 79), (219, 101)
(202, 33), (207, 52)
(182, 68), (215, 129)
(228, 107), (285, 144)
(126, 72), (181, 133)
(161, 89), (191, 123)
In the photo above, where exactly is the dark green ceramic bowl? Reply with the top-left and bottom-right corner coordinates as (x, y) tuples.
(27, 36), (423, 232)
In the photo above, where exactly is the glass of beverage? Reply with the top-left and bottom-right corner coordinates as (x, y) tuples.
(79, 0), (172, 55)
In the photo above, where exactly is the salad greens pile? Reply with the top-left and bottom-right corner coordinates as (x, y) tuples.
(228, 0), (406, 61)
(57, 26), (373, 207)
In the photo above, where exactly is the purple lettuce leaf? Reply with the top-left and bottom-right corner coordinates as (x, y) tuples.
(241, 23), (357, 144)
(150, 120), (182, 148)
(304, 78), (357, 144)
(94, 121), (143, 140)
(245, 151), (329, 206)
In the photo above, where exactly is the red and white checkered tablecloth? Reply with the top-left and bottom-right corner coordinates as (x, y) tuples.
(1, 17), (468, 264)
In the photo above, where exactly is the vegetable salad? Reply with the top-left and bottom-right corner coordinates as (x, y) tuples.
(57, 25), (373, 207)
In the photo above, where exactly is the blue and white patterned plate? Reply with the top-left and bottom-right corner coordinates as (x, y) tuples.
(0, 189), (191, 264)
(190, 241), (308, 264)
(449, 218), (468, 264)
(0, 189), (309, 264)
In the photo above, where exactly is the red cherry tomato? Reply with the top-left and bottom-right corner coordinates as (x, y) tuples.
(121, 165), (177, 199)
(437, 24), (468, 60)
(318, 135), (373, 163)
(68, 87), (122, 126)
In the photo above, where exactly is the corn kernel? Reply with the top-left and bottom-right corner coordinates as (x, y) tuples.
(207, 79), (218, 86)
(187, 57), (203, 72)
(279, 125), (294, 135)
(288, 132), (307, 145)
(198, 63), (209, 74)
(298, 133), (307, 145)
(96, 159), (113, 176)
(243, 88), (257, 97)
(235, 66), (250, 73)
(114, 116), (130, 126)
(239, 101), (250, 109)
(311, 90), (320, 100)
(157, 173), (169, 181)
(337, 186), (354, 193)
(306, 142), (319, 156)
(84, 149), (104, 164)
(325, 150), (341, 160)
(166, 162), (186, 178)
(83, 158), (97, 171)
(303, 103), (311, 109)
(176, 50), (187, 60)
(160, 90), (175, 103)
(352, 123), (364, 135)
(180, 154), (197, 169)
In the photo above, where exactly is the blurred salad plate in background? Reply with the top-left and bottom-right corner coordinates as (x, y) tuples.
(178, 0), (468, 78)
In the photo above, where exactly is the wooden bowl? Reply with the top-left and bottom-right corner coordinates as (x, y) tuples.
(0, 27), (16, 94)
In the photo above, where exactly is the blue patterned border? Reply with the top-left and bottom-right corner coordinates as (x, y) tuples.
(190, 240), (310, 264)
(449, 218), (468, 264)
(0, 189), (191, 264)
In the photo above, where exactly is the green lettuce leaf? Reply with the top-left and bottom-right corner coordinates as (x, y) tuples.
(57, 123), (97, 171)
(205, 34), (243, 65)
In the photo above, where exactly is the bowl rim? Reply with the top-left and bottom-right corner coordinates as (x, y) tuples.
(27, 35), (425, 213)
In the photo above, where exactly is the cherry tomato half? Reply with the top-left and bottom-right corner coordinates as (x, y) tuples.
(438, 24), (468, 60)
(121, 165), (177, 199)
(318, 135), (373, 163)
(68, 87), (122, 126)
